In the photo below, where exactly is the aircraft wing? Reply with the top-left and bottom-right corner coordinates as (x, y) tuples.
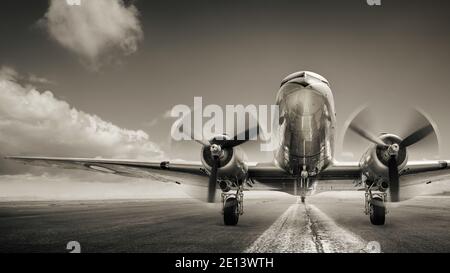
(399, 160), (450, 187)
(248, 160), (450, 194)
(6, 156), (450, 194)
(6, 156), (209, 188)
(312, 160), (450, 188)
(5, 156), (272, 192)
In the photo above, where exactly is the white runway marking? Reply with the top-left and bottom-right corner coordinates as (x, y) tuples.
(245, 202), (370, 253)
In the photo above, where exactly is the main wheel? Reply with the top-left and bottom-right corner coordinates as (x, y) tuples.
(301, 196), (305, 203)
(369, 197), (385, 225)
(224, 198), (239, 226)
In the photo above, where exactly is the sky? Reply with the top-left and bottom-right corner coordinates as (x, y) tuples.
(0, 0), (450, 199)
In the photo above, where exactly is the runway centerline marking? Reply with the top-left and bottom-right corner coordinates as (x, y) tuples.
(244, 202), (369, 253)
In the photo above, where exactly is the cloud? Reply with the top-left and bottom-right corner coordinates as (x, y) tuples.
(28, 74), (56, 85)
(0, 67), (55, 86)
(0, 67), (163, 174)
(40, 0), (143, 68)
(0, 66), (19, 81)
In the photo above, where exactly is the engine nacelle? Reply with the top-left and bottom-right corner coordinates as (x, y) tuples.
(200, 136), (248, 184)
(359, 134), (408, 190)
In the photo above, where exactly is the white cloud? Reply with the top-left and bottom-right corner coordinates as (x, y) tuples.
(0, 66), (19, 81)
(28, 74), (56, 85)
(0, 67), (55, 86)
(0, 67), (163, 164)
(41, 0), (143, 68)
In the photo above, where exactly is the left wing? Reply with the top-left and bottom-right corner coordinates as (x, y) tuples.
(306, 160), (450, 186)
(399, 160), (450, 186)
(248, 160), (450, 194)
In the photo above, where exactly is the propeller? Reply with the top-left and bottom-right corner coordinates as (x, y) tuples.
(208, 153), (220, 203)
(175, 111), (261, 203)
(346, 108), (437, 202)
(400, 124), (434, 148)
(348, 123), (388, 147)
(210, 125), (260, 148)
(388, 155), (400, 202)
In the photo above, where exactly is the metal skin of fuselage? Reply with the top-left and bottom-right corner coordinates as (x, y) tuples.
(273, 71), (336, 192)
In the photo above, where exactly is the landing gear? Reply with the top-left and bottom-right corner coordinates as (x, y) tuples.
(364, 188), (387, 225)
(223, 198), (239, 225)
(222, 186), (244, 226)
(296, 166), (309, 203)
(295, 175), (308, 203)
(369, 197), (385, 225)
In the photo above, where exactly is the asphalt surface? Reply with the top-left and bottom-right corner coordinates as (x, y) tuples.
(0, 191), (449, 253)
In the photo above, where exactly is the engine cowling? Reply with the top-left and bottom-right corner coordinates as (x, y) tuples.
(200, 135), (248, 186)
(359, 134), (408, 191)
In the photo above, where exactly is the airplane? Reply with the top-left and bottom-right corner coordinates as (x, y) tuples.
(6, 71), (450, 226)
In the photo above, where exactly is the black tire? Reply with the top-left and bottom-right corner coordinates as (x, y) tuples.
(369, 197), (386, 225)
(224, 198), (239, 226)
(301, 196), (305, 203)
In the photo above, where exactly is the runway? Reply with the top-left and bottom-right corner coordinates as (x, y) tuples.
(0, 191), (449, 253)
(245, 202), (369, 253)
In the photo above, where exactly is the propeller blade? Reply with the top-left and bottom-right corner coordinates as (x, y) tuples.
(388, 155), (400, 202)
(207, 156), (220, 203)
(348, 123), (387, 147)
(400, 124), (434, 148)
(211, 110), (263, 148)
(213, 125), (260, 148)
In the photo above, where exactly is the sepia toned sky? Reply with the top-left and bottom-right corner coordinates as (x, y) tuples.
(1, 0), (450, 198)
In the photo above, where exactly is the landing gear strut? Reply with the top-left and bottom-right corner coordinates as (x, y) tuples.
(295, 175), (308, 203)
(222, 185), (244, 226)
(364, 187), (387, 225)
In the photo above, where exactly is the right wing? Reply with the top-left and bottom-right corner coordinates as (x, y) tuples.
(6, 156), (210, 187)
(6, 156), (274, 196)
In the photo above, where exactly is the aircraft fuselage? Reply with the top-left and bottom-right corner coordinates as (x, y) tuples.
(274, 71), (336, 178)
